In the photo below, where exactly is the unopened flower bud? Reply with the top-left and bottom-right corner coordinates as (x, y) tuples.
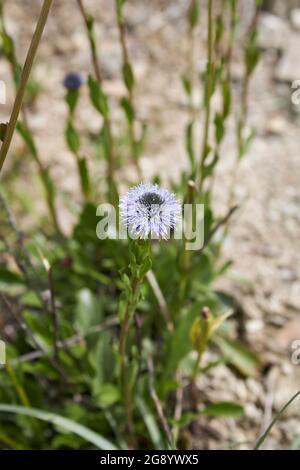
(201, 306), (211, 320)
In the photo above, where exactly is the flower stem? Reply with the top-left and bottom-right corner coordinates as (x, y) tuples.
(119, 276), (139, 447)
(0, 0), (54, 172)
(198, 0), (214, 193)
(115, 0), (142, 179)
(77, 0), (118, 204)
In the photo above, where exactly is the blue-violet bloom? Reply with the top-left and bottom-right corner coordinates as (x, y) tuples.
(120, 183), (181, 239)
(63, 72), (84, 90)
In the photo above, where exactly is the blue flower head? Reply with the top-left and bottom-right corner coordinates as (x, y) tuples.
(120, 184), (181, 239)
(63, 72), (84, 90)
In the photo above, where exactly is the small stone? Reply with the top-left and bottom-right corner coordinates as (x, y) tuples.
(264, 116), (287, 136)
(258, 13), (289, 51)
(275, 34), (300, 83)
(246, 319), (264, 334)
(290, 9), (300, 30)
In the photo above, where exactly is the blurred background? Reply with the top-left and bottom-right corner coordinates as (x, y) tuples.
(0, 0), (300, 449)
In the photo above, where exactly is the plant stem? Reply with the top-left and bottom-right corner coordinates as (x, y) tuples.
(198, 0), (214, 193)
(5, 362), (30, 407)
(147, 356), (174, 449)
(48, 266), (59, 362)
(192, 349), (203, 381)
(0, 0), (54, 172)
(76, 0), (117, 204)
(76, 0), (102, 83)
(119, 276), (139, 447)
(115, 0), (142, 178)
(255, 389), (300, 450)
(146, 270), (174, 331)
(0, 1), (61, 232)
(178, 180), (195, 307)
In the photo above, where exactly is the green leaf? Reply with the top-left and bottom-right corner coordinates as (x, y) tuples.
(201, 402), (244, 418)
(0, 266), (24, 286)
(116, 0), (126, 21)
(65, 119), (81, 154)
(214, 112), (224, 145)
(202, 152), (219, 180)
(0, 404), (118, 450)
(89, 333), (115, 386)
(222, 79), (231, 118)
(122, 62), (135, 92)
(75, 289), (103, 334)
(78, 157), (91, 197)
(188, 0), (200, 29)
(65, 89), (80, 114)
(182, 75), (192, 98)
(245, 30), (260, 77)
(1, 33), (15, 59)
(140, 257), (152, 279)
(164, 303), (202, 376)
(0, 123), (7, 142)
(185, 121), (195, 171)
(120, 97), (134, 124)
(214, 337), (259, 377)
(210, 310), (233, 336)
(170, 411), (198, 429)
(23, 310), (53, 353)
(136, 397), (164, 450)
(16, 121), (38, 160)
(88, 75), (109, 117)
(41, 168), (56, 208)
(95, 384), (120, 408)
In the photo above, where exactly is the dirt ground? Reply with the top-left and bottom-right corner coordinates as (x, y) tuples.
(1, 0), (300, 449)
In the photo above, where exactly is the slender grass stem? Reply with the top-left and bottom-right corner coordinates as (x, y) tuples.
(77, 0), (117, 204)
(115, 0), (142, 179)
(76, 0), (102, 83)
(5, 362), (30, 407)
(119, 276), (139, 447)
(0, 0), (61, 232)
(178, 180), (195, 307)
(198, 0), (214, 194)
(255, 390), (300, 450)
(0, 0), (54, 172)
(147, 356), (174, 449)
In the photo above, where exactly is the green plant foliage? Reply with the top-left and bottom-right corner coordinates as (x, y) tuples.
(0, 0), (265, 452)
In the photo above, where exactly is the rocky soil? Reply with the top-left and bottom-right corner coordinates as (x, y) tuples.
(1, 0), (300, 450)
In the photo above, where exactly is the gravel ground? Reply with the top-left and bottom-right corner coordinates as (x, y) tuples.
(1, 0), (300, 449)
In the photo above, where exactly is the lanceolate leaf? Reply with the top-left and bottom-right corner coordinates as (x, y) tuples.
(214, 336), (259, 377)
(201, 401), (244, 418)
(0, 404), (118, 450)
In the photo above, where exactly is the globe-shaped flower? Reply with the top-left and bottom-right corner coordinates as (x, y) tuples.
(63, 72), (84, 90)
(120, 184), (181, 239)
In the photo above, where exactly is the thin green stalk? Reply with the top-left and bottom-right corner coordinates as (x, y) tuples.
(119, 277), (140, 448)
(118, 239), (151, 446)
(209, 0), (237, 195)
(191, 349), (203, 381)
(115, 0), (142, 178)
(5, 362), (30, 407)
(0, 431), (26, 450)
(226, 3), (260, 212)
(0, 0), (54, 172)
(178, 180), (196, 307)
(226, 0), (238, 83)
(119, 277), (139, 371)
(64, 89), (91, 200)
(198, 0), (215, 193)
(255, 390), (300, 450)
(77, 0), (117, 204)
(0, 0), (60, 232)
(183, 0), (200, 178)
